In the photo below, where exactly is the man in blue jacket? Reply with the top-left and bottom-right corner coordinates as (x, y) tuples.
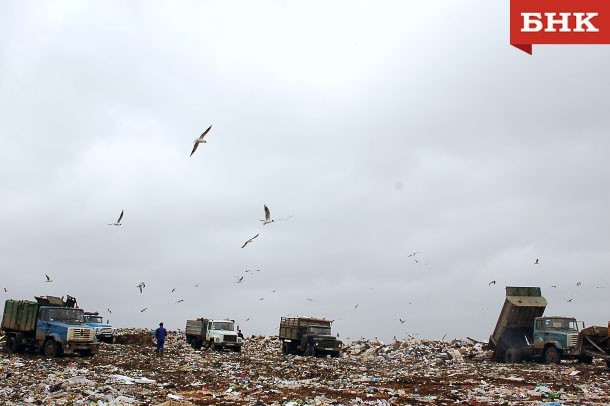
(155, 322), (167, 352)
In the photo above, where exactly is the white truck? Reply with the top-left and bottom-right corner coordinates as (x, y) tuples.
(185, 318), (242, 352)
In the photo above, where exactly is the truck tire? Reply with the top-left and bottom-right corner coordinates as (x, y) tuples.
(43, 339), (60, 357)
(544, 346), (560, 364)
(233, 347), (241, 353)
(6, 336), (17, 354)
(331, 350), (341, 358)
(505, 348), (522, 364)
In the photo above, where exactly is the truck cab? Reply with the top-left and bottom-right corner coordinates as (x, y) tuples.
(84, 312), (114, 343)
(533, 317), (579, 360)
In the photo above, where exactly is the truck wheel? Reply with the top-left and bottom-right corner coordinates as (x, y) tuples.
(6, 336), (17, 354)
(233, 347), (241, 353)
(544, 347), (560, 364)
(505, 348), (522, 364)
(43, 340), (60, 357)
(331, 351), (341, 358)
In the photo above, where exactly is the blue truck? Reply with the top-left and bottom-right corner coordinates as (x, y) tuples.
(84, 312), (114, 343)
(488, 286), (605, 364)
(2, 296), (99, 357)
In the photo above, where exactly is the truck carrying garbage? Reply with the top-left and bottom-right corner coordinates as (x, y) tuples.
(2, 296), (99, 357)
(279, 316), (343, 357)
(185, 318), (242, 352)
(489, 286), (609, 365)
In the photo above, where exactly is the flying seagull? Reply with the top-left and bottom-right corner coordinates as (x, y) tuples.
(3, 288), (6, 292)
(354, 304), (359, 309)
(108, 210), (124, 226)
(258, 297), (264, 301)
(137, 282), (146, 293)
(171, 288), (176, 292)
(399, 318), (406, 324)
(140, 307), (148, 312)
(567, 298), (573, 303)
(190, 124), (212, 157)
(260, 205), (274, 225)
(234, 276), (244, 284)
(45, 274), (53, 283)
(576, 282), (582, 287)
(534, 258), (539, 265)
(551, 285), (557, 288)
(408, 252), (419, 257)
(241, 234), (259, 249)
(245, 269), (261, 273)
(489, 280), (496, 286)
(176, 299), (184, 304)
(107, 308), (112, 314)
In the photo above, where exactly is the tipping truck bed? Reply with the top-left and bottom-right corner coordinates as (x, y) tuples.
(489, 287), (547, 360)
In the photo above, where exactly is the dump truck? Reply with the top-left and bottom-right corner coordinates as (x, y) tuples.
(83, 312), (114, 343)
(279, 316), (343, 357)
(489, 286), (601, 364)
(2, 296), (99, 357)
(185, 318), (242, 352)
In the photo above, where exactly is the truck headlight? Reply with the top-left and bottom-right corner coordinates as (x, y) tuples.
(215, 337), (220, 342)
(95, 328), (100, 334)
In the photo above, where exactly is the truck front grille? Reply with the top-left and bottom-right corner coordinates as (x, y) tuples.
(68, 327), (94, 342)
(223, 335), (237, 342)
(567, 333), (578, 348)
(318, 339), (339, 348)
(98, 328), (113, 335)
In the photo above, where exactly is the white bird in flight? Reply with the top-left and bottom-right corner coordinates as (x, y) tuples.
(137, 282), (146, 293)
(45, 274), (53, 283)
(190, 125), (212, 157)
(140, 307), (148, 312)
(108, 210), (124, 226)
(260, 205), (274, 225)
(234, 276), (244, 284)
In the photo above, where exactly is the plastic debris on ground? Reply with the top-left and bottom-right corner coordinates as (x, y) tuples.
(0, 329), (609, 404)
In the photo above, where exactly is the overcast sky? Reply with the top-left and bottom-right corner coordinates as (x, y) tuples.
(1, 1), (609, 343)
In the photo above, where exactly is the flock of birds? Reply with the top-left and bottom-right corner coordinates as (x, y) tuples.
(3, 126), (602, 336)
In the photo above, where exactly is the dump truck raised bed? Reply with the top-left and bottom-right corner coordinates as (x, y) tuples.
(2, 297), (99, 357)
(279, 316), (343, 357)
(489, 286), (586, 364)
(185, 318), (242, 352)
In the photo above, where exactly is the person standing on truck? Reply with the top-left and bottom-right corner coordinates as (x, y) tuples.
(237, 328), (244, 339)
(155, 322), (167, 352)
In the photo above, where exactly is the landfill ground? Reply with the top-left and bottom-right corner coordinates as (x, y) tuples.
(1, 329), (609, 405)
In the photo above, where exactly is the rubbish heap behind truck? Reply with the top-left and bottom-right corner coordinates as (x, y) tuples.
(489, 286), (610, 366)
(185, 318), (242, 352)
(2, 295), (99, 357)
(279, 316), (343, 357)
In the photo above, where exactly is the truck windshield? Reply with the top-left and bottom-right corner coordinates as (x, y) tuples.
(211, 322), (234, 331)
(308, 326), (331, 335)
(541, 318), (578, 331)
(48, 308), (85, 324)
(86, 316), (104, 323)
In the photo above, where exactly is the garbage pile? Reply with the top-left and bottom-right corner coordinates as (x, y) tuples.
(1, 330), (609, 405)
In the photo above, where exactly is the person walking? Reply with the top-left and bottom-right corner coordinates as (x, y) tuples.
(155, 322), (167, 352)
